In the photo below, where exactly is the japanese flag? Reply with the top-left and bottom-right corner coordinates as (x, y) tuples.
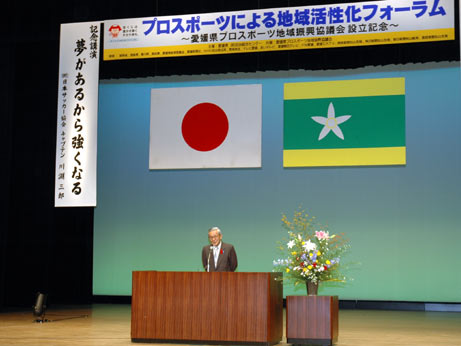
(149, 84), (262, 169)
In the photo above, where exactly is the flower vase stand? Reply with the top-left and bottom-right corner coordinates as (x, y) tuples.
(286, 295), (338, 346)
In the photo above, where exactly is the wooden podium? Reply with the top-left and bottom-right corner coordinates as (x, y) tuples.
(131, 271), (283, 345)
(286, 296), (338, 346)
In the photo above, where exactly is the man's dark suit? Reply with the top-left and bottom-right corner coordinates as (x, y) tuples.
(202, 242), (238, 272)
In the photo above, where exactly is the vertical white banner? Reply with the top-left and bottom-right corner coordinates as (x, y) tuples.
(55, 22), (100, 207)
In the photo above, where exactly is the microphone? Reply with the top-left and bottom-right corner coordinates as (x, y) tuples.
(207, 245), (213, 272)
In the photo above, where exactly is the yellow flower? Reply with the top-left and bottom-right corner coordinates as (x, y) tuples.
(309, 253), (313, 257)
(317, 251), (321, 256)
(291, 251), (297, 256)
(326, 260), (331, 265)
(303, 268), (308, 272)
(307, 265), (313, 270)
(286, 268), (290, 273)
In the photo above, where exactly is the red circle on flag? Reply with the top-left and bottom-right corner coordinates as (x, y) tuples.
(181, 102), (229, 152)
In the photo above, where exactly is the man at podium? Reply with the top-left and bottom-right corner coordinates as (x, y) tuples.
(202, 227), (238, 272)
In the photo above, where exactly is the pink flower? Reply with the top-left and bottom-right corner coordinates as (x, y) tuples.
(315, 230), (330, 240)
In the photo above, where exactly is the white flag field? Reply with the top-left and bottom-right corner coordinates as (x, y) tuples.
(149, 84), (262, 169)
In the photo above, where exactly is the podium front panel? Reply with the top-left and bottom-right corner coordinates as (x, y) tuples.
(131, 271), (282, 345)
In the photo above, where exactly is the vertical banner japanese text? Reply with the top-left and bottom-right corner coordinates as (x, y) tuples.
(55, 22), (100, 207)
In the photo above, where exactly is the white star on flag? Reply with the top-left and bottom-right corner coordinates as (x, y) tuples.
(311, 102), (351, 140)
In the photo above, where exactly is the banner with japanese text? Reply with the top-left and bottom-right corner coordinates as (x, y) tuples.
(103, 0), (454, 60)
(55, 22), (100, 207)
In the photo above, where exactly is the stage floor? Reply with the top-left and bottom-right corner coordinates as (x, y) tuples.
(1, 304), (460, 345)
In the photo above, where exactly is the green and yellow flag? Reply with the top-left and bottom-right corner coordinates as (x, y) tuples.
(283, 78), (406, 167)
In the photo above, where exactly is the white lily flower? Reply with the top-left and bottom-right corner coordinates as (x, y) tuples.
(287, 240), (295, 249)
(302, 239), (317, 252)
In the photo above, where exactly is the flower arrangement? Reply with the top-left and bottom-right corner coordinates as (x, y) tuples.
(273, 207), (351, 290)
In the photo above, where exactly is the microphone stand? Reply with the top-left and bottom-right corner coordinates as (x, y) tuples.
(207, 246), (213, 272)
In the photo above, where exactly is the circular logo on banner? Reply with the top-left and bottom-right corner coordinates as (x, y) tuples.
(181, 102), (229, 152)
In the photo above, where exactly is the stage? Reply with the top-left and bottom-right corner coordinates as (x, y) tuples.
(1, 304), (460, 345)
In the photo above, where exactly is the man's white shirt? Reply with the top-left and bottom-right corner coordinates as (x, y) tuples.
(212, 242), (222, 268)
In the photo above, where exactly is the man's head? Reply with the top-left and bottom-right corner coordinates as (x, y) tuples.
(208, 227), (222, 247)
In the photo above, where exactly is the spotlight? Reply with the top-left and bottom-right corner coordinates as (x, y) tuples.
(33, 292), (49, 323)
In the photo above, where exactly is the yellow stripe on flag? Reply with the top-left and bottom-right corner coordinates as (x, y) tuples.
(284, 78), (405, 100)
(283, 147), (406, 167)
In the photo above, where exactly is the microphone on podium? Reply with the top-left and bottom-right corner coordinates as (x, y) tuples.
(207, 245), (213, 272)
